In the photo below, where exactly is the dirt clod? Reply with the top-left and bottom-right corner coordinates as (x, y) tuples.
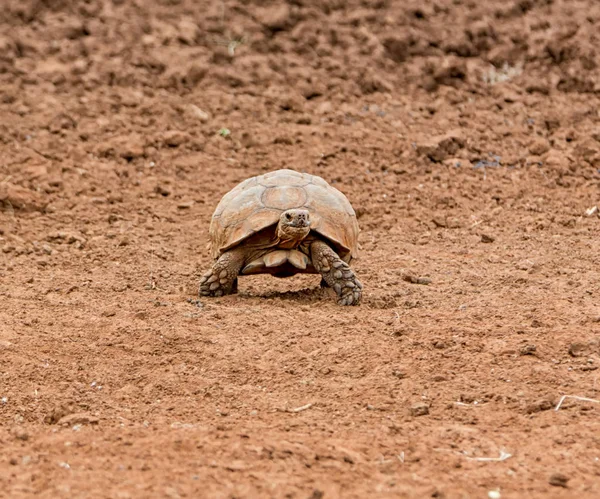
(548, 473), (569, 488)
(417, 131), (465, 162)
(568, 342), (590, 357)
(411, 403), (430, 417)
(529, 138), (550, 156)
(2, 0), (600, 497)
(163, 130), (190, 147)
(57, 413), (99, 427)
(525, 398), (554, 414)
(520, 344), (537, 356)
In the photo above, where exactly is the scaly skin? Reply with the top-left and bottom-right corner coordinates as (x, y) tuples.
(199, 209), (310, 298)
(310, 240), (362, 306)
(199, 247), (245, 297)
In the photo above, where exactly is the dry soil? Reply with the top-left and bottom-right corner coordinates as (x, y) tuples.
(1, 0), (600, 498)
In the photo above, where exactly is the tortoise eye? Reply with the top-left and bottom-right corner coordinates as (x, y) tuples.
(285, 213), (292, 220)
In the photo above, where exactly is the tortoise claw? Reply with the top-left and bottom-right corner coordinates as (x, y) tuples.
(311, 240), (362, 306)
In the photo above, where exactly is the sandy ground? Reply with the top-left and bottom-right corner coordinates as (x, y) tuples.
(1, 0), (600, 497)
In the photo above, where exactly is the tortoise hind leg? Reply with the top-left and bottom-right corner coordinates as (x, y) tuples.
(199, 248), (245, 297)
(310, 240), (362, 306)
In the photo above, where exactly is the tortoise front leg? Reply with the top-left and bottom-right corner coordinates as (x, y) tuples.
(199, 248), (245, 297)
(310, 240), (362, 306)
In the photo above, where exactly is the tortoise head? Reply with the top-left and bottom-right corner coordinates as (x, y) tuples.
(276, 209), (311, 243)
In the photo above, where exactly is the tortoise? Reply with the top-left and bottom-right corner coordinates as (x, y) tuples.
(199, 168), (362, 305)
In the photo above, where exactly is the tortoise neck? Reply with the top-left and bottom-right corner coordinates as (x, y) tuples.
(276, 223), (310, 248)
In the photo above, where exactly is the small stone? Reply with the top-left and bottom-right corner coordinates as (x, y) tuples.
(525, 398), (554, 414)
(481, 233), (495, 243)
(185, 104), (209, 122)
(116, 140), (145, 160)
(401, 270), (431, 285)
(549, 473), (569, 488)
(446, 217), (462, 229)
(432, 215), (447, 228)
(416, 130), (465, 162)
(568, 342), (589, 357)
(177, 201), (194, 209)
(57, 412), (99, 426)
(410, 402), (430, 417)
(528, 138), (550, 156)
(520, 344), (537, 355)
(154, 184), (171, 197)
(515, 259), (535, 271)
(163, 130), (190, 147)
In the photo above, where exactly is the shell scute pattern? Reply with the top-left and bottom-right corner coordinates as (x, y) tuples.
(209, 169), (359, 262)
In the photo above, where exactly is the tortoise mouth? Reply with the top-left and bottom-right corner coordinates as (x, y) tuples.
(291, 219), (310, 228)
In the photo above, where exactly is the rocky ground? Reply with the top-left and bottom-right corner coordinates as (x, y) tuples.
(1, 0), (599, 497)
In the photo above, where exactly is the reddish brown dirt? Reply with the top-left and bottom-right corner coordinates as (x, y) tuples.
(1, 0), (600, 497)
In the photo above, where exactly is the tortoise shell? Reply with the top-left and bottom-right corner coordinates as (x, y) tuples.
(209, 169), (359, 263)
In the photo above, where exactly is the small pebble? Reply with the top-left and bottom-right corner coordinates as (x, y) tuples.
(410, 402), (430, 417)
(528, 138), (550, 156)
(568, 342), (589, 357)
(520, 344), (537, 355)
(549, 473), (569, 488)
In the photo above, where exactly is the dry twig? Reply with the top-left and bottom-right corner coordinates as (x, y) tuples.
(463, 450), (512, 462)
(277, 403), (313, 413)
(555, 395), (600, 411)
